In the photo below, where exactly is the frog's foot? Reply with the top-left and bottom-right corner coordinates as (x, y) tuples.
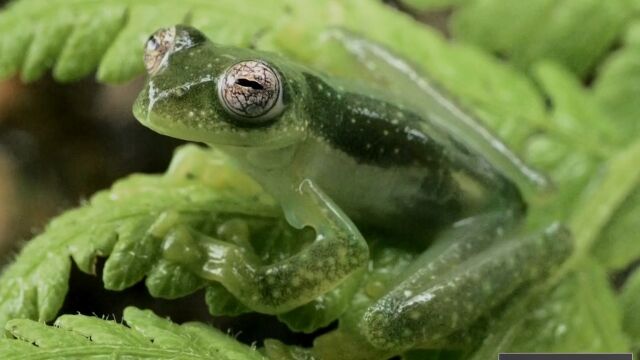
(198, 179), (369, 314)
(361, 222), (572, 351)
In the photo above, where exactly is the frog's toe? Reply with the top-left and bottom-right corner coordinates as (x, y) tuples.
(362, 298), (404, 350)
(361, 295), (429, 351)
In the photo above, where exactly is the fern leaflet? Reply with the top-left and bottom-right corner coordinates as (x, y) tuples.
(0, 306), (266, 360)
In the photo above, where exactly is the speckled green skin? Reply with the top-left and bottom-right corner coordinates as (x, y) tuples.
(133, 26), (572, 352)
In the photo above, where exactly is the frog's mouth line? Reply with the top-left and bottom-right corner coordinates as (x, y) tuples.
(136, 107), (300, 150)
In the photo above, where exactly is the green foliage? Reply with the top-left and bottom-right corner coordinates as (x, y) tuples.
(398, 0), (471, 11)
(471, 259), (628, 359)
(0, 307), (266, 360)
(0, 0), (276, 82)
(0, 0), (640, 358)
(621, 267), (640, 350)
(592, 21), (640, 141)
(586, 23), (640, 271)
(450, 0), (635, 77)
(592, 186), (640, 270)
(524, 63), (616, 223)
(0, 145), (286, 330)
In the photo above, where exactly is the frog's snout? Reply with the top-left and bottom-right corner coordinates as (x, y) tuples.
(132, 89), (150, 125)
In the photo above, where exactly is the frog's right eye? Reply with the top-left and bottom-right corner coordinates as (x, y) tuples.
(217, 60), (285, 126)
(144, 27), (176, 76)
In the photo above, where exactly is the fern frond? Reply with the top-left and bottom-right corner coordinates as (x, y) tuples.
(0, 306), (266, 360)
(0, 0), (283, 83)
(0, 145), (283, 330)
(450, 0), (633, 77)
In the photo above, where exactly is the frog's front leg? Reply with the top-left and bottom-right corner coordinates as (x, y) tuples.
(201, 179), (369, 314)
(361, 218), (572, 351)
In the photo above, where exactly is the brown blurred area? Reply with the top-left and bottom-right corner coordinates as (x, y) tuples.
(0, 76), (183, 260)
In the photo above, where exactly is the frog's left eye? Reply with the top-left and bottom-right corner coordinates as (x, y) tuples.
(144, 27), (176, 76)
(217, 60), (285, 125)
(144, 26), (207, 76)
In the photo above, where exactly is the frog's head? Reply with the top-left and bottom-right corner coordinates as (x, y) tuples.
(133, 25), (309, 149)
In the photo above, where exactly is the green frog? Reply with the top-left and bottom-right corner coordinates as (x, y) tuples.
(133, 25), (572, 351)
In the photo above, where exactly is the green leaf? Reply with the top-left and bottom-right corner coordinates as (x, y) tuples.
(591, 185), (640, 271)
(620, 267), (640, 348)
(470, 259), (629, 359)
(398, 0), (471, 11)
(570, 139), (640, 257)
(53, 5), (127, 82)
(145, 260), (206, 299)
(583, 136), (640, 271)
(21, 19), (72, 82)
(263, 339), (316, 360)
(205, 283), (251, 317)
(532, 62), (622, 155)
(1, 307), (266, 360)
(102, 218), (159, 291)
(521, 62), (626, 225)
(522, 61), (640, 272)
(622, 20), (640, 46)
(0, 0), (282, 83)
(593, 22), (640, 141)
(451, 0), (633, 77)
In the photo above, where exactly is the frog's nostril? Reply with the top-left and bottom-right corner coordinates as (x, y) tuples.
(235, 78), (264, 90)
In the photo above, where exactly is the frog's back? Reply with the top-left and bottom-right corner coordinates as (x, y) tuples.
(297, 73), (524, 236)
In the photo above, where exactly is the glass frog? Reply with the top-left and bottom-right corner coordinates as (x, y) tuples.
(133, 25), (572, 353)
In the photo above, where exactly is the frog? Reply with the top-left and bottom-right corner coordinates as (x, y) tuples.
(133, 25), (572, 353)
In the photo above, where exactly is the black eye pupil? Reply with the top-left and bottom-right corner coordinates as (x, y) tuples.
(235, 78), (264, 90)
(146, 36), (158, 50)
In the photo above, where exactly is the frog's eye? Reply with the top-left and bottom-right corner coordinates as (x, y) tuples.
(217, 60), (285, 125)
(144, 27), (176, 76)
(144, 26), (207, 76)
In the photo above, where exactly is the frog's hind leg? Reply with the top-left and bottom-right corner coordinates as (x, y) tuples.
(360, 216), (572, 351)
